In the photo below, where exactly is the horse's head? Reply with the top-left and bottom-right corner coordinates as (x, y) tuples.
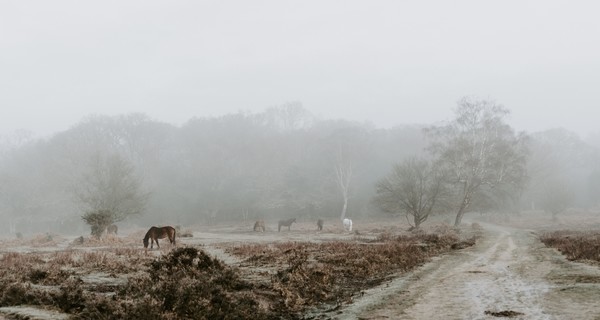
(143, 237), (149, 248)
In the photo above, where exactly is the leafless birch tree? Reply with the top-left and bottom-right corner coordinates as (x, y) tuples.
(335, 158), (353, 220)
(426, 97), (528, 226)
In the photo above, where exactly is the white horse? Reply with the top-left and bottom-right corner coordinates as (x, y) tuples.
(342, 218), (353, 232)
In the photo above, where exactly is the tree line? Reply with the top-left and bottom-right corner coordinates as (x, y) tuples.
(0, 99), (598, 235)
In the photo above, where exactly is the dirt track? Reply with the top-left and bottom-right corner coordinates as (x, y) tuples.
(335, 223), (600, 320)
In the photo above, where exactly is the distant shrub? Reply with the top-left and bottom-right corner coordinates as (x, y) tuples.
(82, 210), (113, 238)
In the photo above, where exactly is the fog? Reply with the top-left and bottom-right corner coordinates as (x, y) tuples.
(1, 1), (600, 137)
(1, 108), (598, 235)
(1, 1), (600, 235)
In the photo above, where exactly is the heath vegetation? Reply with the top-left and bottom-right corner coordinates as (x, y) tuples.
(0, 224), (479, 319)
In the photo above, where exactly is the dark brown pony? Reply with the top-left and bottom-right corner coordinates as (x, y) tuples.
(278, 218), (296, 232)
(317, 219), (324, 231)
(143, 226), (176, 249)
(253, 220), (265, 232)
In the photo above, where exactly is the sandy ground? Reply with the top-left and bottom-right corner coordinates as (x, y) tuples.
(334, 221), (600, 320)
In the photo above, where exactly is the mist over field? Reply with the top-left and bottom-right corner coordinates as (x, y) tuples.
(2, 1), (600, 138)
(0, 104), (599, 236)
(1, 1), (599, 238)
(3, 2), (600, 319)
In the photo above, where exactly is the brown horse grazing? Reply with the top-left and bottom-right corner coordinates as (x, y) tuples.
(143, 226), (176, 249)
(106, 224), (118, 235)
(278, 218), (296, 232)
(253, 220), (265, 232)
(317, 219), (324, 231)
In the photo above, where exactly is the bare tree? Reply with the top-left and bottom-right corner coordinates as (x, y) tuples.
(426, 97), (528, 226)
(373, 158), (446, 229)
(75, 153), (149, 237)
(335, 157), (353, 221)
(327, 125), (372, 221)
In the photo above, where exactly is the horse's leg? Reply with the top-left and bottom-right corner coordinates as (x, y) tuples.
(170, 230), (176, 245)
(155, 238), (160, 248)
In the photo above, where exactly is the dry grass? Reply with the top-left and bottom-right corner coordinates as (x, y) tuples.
(539, 230), (600, 262)
(0, 246), (276, 319)
(0, 226), (479, 319)
(226, 228), (479, 312)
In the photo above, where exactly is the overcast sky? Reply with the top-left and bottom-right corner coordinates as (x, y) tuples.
(1, 1), (599, 138)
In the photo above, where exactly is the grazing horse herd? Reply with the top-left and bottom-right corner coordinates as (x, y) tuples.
(107, 218), (354, 251)
(263, 217), (352, 233)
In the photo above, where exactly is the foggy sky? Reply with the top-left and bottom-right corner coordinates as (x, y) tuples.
(1, 1), (599, 138)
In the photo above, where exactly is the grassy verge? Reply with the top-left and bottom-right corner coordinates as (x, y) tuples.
(539, 230), (600, 263)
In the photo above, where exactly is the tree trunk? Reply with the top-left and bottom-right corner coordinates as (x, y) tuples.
(454, 193), (471, 227)
(414, 216), (421, 229)
(335, 160), (352, 221)
(340, 197), (348, 220)
(454, 209), (465, 227)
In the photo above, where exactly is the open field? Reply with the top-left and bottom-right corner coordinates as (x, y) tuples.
(0, 217), (477, 319)
(2, 212), (600, 319)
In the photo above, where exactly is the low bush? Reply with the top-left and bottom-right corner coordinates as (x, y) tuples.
(80, 247), (279, 319)
(540, 230), (600, 262)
